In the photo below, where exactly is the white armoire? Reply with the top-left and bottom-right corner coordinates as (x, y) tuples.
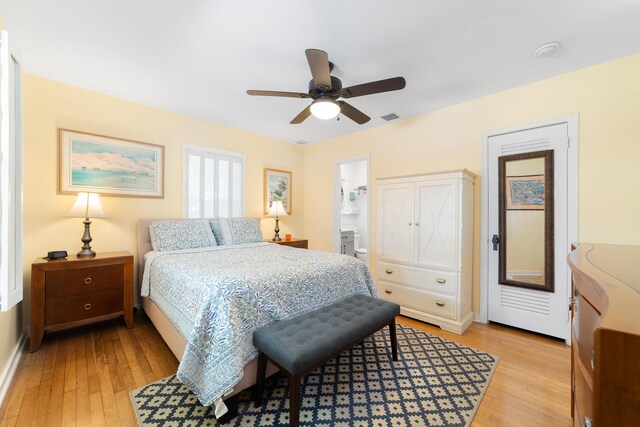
(376, 170), (475, 334)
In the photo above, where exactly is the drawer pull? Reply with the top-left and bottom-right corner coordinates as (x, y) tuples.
(591, 351), (595, 370)
(435, 300), (445, 307)
(583, 416), (592, 427)
(436, 278), (446, 284)
(384, 290), (392, 294)
(84, 303), (92, 311)
(84, 277), (93, 285)
(385, 269), (393, 274)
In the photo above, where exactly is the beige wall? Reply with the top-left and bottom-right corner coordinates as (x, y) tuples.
(304, 53), (640, 313)
(21, 74), (305, 320)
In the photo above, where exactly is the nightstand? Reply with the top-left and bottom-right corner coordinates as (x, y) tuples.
(30, 251), (134, 352)
(268, 238), (308, 249)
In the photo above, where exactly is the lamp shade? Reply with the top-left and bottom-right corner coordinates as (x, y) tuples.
(267, 200), (288, 217)
(65, 192), (110, 219)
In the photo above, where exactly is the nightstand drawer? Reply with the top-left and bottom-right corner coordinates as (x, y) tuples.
(46, 264), (124, 298)
(45, 288), (124, 326)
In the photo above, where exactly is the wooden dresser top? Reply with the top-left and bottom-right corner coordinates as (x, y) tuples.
(568, 243), (640, 335)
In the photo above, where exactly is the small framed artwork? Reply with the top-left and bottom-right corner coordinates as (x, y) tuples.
(264, 168), (292, 214)
(506, 175), (545, 210)
(58, 129), (164, 198)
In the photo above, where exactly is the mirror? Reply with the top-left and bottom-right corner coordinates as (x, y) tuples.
(498, 150), (554, 292)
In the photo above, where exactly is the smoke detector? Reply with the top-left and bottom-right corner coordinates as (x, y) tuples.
(534, 42), (561, 59)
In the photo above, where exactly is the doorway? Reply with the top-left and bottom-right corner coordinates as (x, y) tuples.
(333, 156), (370, 266)
(481, 116), (578, 342)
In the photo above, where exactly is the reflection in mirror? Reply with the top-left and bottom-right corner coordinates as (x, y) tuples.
(498, 150), (554, 292)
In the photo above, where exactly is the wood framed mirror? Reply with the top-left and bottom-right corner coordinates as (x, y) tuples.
(498, 149), (554, 292)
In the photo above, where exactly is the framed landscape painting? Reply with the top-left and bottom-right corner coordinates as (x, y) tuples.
(506, 174), (545, 210)
(58, 129), (164, 198)
(264, 168), (292, 214)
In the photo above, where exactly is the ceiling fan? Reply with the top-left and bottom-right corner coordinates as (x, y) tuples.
(247, 49), (406, 125)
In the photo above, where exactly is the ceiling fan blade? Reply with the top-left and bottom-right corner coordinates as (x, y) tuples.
(338, 101), (371, 124)
(340, 76), (406, 98)
(247, 90), (310, 98)
(290, 105), (312, 124)
(305, 49), (332, 89)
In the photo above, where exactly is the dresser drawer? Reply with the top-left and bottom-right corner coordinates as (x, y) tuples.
(377, 262), (456, 295)
(378, 281), (456, 319)
(574, 294), (600, 378)
(45, 288), (124, 326)
(573, 350), (594, 427)
(46, 264), (124, 298)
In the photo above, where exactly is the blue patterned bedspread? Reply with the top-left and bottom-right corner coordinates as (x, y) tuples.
(141, 242), (376, 408)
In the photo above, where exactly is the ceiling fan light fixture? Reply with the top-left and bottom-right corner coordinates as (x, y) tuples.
(310, 97), (341, 120)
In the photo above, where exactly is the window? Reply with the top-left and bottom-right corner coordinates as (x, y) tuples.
(0, 30), (23, 312)
(183, 145), (245, 218)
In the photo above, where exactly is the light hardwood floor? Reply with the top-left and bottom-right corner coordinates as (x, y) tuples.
(0, 313), (572, 427)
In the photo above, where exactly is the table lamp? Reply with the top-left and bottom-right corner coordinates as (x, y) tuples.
(267, 200), (288, 242)
(65, 192), (110, 257)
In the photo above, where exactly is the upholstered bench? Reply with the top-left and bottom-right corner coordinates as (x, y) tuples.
(252, 293), (400, 427)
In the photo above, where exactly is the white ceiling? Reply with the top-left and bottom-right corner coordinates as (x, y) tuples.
(2, 0), (640, 144)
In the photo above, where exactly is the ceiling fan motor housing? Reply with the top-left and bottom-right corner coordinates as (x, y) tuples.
(309, 76), (343, 98)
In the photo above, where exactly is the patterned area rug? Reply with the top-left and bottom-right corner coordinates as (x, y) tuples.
(129, 325), (498, 426)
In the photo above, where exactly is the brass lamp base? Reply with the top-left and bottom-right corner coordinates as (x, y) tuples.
(272, 217), (281, 242)
(77, 218), (97, 258)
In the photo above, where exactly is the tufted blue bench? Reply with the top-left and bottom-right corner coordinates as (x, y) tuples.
(252, 293), (400, 427)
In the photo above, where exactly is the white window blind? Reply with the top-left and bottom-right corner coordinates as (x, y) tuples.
(183, 145), (245, 218)
(0, 30), (23, 312)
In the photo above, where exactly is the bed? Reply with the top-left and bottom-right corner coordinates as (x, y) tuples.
(137, 218), (376, 417)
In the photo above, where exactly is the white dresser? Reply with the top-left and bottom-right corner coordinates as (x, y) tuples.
(376, 170), (475, 334)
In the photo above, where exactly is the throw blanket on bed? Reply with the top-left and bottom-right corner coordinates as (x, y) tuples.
(141, 242), (376, 409)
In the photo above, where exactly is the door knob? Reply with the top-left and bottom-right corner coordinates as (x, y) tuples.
(491, 234), (500, 251)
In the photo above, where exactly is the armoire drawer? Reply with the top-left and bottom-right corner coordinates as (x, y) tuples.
(377, 262), (456, 295)
(378, 281), (456, 320)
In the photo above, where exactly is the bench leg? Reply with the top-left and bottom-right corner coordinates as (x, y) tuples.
(289, 373), (301, 427)
(254, 351), (267, 406)
(390, 318), (398, 361)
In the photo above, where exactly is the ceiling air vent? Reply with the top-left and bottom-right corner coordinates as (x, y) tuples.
(381, 113), (400, 121)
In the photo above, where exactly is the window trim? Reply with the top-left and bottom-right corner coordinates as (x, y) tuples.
(0, 30), (23, 312)
(182, 144), (246, 218)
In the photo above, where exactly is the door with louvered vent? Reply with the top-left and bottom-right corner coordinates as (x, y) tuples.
(487, 123), (570, 341)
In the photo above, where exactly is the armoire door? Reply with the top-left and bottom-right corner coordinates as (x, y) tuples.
(413, 180), (457, 270)
(378, 183), (414, 264)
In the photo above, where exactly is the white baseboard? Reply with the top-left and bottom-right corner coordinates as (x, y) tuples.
(0, 331), (26, 409)
(473, 313), (487, 324)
